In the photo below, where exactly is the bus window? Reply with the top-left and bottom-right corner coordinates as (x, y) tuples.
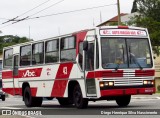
(85, 43), (94, 71)
(32, 42), (44, 65)
(20, 45), (31, 66)
(4, 49), (13, 68)
(45, 39), (59, 63)
(60, 36), (76, 62)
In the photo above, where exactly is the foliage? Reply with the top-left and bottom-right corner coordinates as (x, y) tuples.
(157, 85), (160, 91)
(0, 35), (31, 54)
(129, 0), (160, 55)
(131, 0), (138, 13)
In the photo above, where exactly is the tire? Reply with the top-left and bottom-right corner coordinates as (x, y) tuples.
(46, 97), (54, 100)
(73, 84), (88, 109)
(2, 95), (5, 101)
(34, 97), (43, 107)
(57, 98), (73, 106)
(24, 86), (42, 107)
(116, 95), (131, 107)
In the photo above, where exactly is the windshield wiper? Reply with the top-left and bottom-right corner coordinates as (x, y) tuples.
(130, 53), (143, 70)
(115, 63), (120, 71)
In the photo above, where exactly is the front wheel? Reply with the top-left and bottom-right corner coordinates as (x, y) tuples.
(73, 84), (88, 109)
(116, 95), (131, 107)
(24, 86), (42, 107)
(57, 98), (73, 106)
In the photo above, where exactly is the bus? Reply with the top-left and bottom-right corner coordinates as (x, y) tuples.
(2, 26), (155, 109)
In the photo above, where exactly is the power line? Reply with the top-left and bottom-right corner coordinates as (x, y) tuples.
(0, 3), (116, 29)
(29, 0), (65, 17)
(18, 0), (52, 17)
(1, 0), (65, 25)
(1, 0), (52, 24)
(1, 0), (60, 25)
(28, 3), (116, 20)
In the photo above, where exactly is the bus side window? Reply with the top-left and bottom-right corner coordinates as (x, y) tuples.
(45, 39), (59, 63)
(60, 36), (76, 62)
(78, 42), (83, 69)
(85, 43), (94, 71)
(32, 42), (44, 65)
(3, 49), (13, 68)
(20, 45), (31, 66)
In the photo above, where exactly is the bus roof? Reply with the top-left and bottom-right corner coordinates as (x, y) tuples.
(3, 26), (148, 50)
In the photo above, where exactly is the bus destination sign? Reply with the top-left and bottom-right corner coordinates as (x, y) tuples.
(100, 29), (147, 36)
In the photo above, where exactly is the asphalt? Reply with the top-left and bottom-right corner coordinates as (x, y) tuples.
(6, 93), (160, 100)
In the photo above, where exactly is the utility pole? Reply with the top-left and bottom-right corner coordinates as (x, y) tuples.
(117, 0), (121, 25)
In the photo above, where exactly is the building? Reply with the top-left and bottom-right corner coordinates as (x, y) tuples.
(97, 12), (139, 27)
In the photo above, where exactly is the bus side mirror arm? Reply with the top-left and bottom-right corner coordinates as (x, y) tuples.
(83, 41), (88, 51)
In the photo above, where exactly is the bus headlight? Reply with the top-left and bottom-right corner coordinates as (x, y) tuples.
(100, 82), (104, 87)
(100, 81), (114, 87)
(109, 82), (114, 86)
(143, 80), (154, 85)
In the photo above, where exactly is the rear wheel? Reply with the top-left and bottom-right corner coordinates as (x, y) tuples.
(46, 97), (54, 100)
(2, 95), (5, 101)
(57, 98), (73, 106)
(73, 84), (88, 109)
(24, 86), (42, 107)
(116, 95), (131, 107)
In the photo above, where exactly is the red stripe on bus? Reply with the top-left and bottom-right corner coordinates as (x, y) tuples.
(86, 70), (123, 78)
(2, 68), (42, 79)
(51, 63), (73, 97)
(2, 71), (13, 79)
(75, 31), (87, 55)
(17, 68), (42, 78)
(135, 70), (155, 77)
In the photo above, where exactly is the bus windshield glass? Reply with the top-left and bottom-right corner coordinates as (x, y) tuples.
(101, 38), (152, 69)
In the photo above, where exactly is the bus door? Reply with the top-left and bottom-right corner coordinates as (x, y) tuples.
(12, 54), (19, 95)
(84, 36), (97, 97)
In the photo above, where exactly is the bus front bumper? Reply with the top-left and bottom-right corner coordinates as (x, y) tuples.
(100, 87), (155, 97)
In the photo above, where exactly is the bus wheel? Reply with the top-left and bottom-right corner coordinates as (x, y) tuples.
(46, 97), (54, 100)
(116, 95), (131, 107)
(24, 86), (34, 107)
(57, 98), (73, 106)
(34, 97), (43, 107)
(2, 95), (5, 101)
(73, 84), (88, 109)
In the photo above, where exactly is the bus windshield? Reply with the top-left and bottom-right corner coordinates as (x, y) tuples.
(101, 38), (152, 69)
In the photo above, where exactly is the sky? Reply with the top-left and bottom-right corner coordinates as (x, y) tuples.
(0, 0), (134, 41)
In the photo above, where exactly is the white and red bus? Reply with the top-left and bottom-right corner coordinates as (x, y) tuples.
(2, 26), (155, 108)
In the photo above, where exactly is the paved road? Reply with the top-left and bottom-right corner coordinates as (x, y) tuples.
(0, 95), (160, 118)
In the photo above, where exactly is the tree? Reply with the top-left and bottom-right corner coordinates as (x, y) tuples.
(131, 0), (138, 13)
(129, 0), (160, 55)
(0, 35), (32, 54)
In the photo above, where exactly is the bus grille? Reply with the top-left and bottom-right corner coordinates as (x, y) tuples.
(102, 77), (154, 86)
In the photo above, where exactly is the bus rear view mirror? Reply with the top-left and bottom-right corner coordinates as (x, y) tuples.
(83, 41), (88, 51)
